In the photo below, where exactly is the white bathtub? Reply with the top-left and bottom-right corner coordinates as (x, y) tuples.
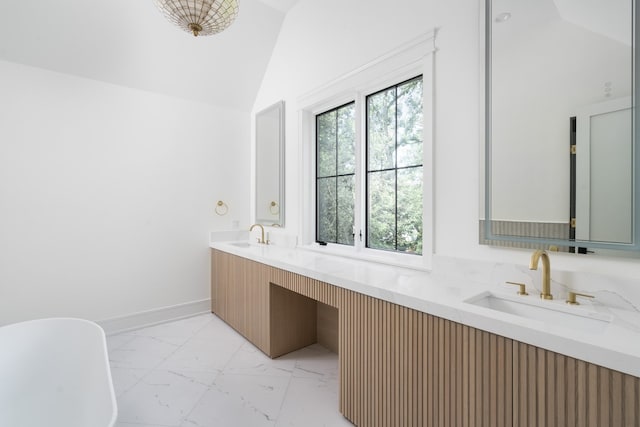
(0, 318), (117, 427)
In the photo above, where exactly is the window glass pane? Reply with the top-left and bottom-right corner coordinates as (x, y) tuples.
(397, 78), (423, 168)
(337, 104), (356, 175)
(317, 111), (337, 178)
(337, 175), (355, 245)
(317, 177), (337, 242)
(316, 76), (423, 254)
(397, 167), (423, 254)
(367, 88), (396, 171)
(316, 102), (355, 246)
(366, 75), (423, 255)
(367, 170), (396, 250)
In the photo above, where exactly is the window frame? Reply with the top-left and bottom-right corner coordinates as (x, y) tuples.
(298, 32), (435, 270)
(365, 75), (424, 255)
(315, 101), (357, 246)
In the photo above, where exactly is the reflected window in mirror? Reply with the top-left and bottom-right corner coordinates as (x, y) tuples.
(482, 0), (640, 254)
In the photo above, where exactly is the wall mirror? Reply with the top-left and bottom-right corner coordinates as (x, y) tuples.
(255, 101), (285, 226)
(482, 0), (640, 254)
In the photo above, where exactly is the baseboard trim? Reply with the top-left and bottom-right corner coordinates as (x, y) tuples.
(98, 299), (211, 335)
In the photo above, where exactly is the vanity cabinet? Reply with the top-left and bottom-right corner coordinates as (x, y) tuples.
(210, 250), (317, 357)
(211, 249), (640, 427)
(211, 250), (242, 331)
(340, 292), (640, 427)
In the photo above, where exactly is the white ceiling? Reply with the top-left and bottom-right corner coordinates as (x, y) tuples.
(553, 0), (632, 46)
(493, 0), (632, 47)
(257, 0), (300, 14)
(0, 0), (298, 111)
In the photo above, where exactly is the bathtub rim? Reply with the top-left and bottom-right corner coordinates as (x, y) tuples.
(0, 317), (118, 427)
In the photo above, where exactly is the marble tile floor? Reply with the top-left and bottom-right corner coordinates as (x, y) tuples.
(107, 313), (353, 427)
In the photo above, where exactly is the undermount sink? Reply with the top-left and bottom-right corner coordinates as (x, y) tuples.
(465, 291), (613, 333)
(229, 241), (251, 248)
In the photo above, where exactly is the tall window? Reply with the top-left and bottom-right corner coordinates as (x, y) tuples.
(315, 75), (423, 255)
(316, 102), (356, 245)
(367, 77), (423, 254)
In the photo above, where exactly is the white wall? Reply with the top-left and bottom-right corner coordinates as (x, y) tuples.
(253, 0), (640, 286)
(6, 0), (637, 327)
(0, 60), (250, 326)
(252, 0), (436, 234)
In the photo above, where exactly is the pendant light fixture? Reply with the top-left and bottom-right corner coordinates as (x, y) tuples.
(154, 0), (239, 37)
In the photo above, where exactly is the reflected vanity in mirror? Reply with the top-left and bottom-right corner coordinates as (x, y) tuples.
(482, 0), (640, 254)
(255, 101), (285, 226)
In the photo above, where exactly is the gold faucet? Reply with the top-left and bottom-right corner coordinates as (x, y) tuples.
(529, 249), (552, 300)
(249, 223), (267, 244)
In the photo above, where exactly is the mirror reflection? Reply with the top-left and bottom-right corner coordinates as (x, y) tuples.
(255, 101), (285, 226)
(484, 0), (637, 252)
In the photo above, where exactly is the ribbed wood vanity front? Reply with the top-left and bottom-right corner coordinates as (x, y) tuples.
(211, 249), (640, 427)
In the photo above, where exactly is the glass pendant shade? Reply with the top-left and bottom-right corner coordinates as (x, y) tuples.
(154, 0), (239, 37)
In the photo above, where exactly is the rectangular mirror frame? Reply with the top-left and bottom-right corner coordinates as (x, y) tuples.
(483, 0), (640, 252)
(255, 100), (285, 226)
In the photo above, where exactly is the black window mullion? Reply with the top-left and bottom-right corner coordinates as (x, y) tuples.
(316, 115), (320, 241)
(365, 96), (370, 249)
(369, 165), (422, 174)
(335, 109), (340, 243)
(394, 86), (399, 251)
(365, 75), (422, 254)
(318, 76), (422, 253)
(316, 102), (355, 246)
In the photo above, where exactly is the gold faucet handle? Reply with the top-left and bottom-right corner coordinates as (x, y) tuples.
(566, 291), (595, 305)
(505, 281), (529, 296)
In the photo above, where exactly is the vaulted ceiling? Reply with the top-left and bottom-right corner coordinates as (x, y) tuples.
(0, 0), (299, 111)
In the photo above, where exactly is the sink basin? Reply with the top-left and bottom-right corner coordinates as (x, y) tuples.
(229, 242), (251, 248)
(465, 292), (613, 333)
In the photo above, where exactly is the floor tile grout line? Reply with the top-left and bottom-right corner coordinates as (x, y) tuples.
(176, 379), (216, 426)
(113, 368), (152, 400)
(107, 333), (138, 353)
(178, 315), (253, 427)
(141, 314), (214, 370)
(120, 316), (244, 379)
(110, 314), (214, 362)
(114, 421), (179, 427)
(115, 367), (221, 424)
(194, 317), (289, 424)
(218, 329), (254, 374)
(111, 314), (217, 401)
(273, 368), (295, 426)
(113, 314), (348, 427)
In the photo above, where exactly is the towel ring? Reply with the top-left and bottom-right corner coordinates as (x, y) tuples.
(269, 201), (279, 215)
(215, 200), (229, 216)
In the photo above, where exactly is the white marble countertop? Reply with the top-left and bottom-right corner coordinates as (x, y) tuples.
(210, 240), (640, 378)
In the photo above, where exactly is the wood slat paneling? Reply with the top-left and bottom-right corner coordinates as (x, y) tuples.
(225, 254), (245, 333)
(317, 302), (339, 353)
(212, 249), (640, 427)
(244, 258), (270, 353)
(269, 284), (317, 358)
(211, 250), (228, 319)
(270, 267), (341, 308)
(339, 289), (639, 427)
